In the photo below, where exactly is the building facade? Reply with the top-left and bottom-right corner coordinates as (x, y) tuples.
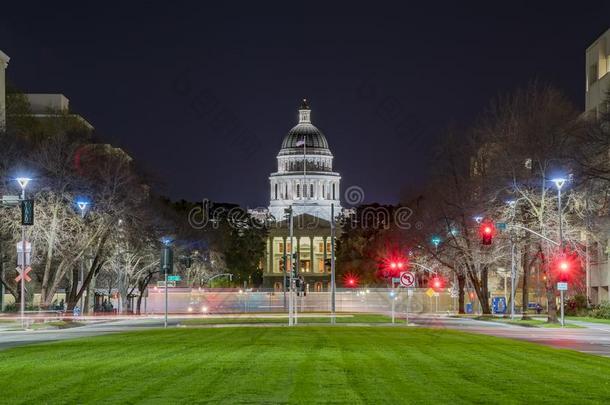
(262, 100), (341, 291)
(586, 28), (610, 304)
(586, 28), (610, 117)
(0, 50), (9, 131)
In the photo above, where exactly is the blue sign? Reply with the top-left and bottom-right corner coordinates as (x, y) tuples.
(492, 297), (507, 314)
(466, 303), (473, 314)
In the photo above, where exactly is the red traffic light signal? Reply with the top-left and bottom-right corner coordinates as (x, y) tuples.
(343, 273), (360, 288)
(430, 276), (445, 291)
(557, 258), (571, 282)
(480, 222), (495, 245)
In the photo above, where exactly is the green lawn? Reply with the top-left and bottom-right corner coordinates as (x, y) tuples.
(1, 327), (609, 404)
(181, 313), (392, 326)
(476, 316), (582, 328)
(567, 316), (610, 325)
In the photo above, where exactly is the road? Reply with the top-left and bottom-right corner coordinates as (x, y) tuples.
(407, 315), (610, 357)
(1, 315), (610, 358)
(0, 317), (180, 350)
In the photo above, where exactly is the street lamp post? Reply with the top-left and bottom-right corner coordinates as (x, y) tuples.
(553, 178), (566, 327)
(16, 177), (30, 328)
(76, 201), (89, 313)
(331, 203), (336, 325)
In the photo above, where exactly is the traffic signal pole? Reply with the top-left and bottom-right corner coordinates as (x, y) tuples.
(288, 206), (294, 326)
(164, 266), (168, 329)
(331, 203), (336, 325)
(20, 187), (26, 328)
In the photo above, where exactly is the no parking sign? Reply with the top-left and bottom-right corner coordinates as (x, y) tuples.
(399, 271), (415, 288)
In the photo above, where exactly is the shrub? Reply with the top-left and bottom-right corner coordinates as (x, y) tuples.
(564, 294), (588, 316)
(592, 301), (610, 319)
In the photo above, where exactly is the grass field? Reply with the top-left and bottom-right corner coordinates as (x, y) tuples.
(475, 316), (582, 328)
(180, 313), (392, 325)
(1, 327), (609, 404)
(567, 316), (610, 325)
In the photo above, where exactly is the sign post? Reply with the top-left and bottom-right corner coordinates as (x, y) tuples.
(557, 282), (568, 327)
(400, 272), (415, 325)
(161, 244), (173, 328)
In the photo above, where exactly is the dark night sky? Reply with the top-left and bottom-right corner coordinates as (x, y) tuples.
(1, 1), (609, 208)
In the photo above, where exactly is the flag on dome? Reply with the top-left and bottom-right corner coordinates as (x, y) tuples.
(295, 137), (305, 147)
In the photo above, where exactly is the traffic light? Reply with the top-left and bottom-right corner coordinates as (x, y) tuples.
(21, 199), (34, 225)
(381, 256), (408, 279)
(161, 245), (173, 274)
(343, 272), (359, 288)
(389, 261), (405, 270)
(480, 222), (494, 245)
(430, 276), (445, 291)
(291, 252), (298, 278)
(557, 257), (570, 282)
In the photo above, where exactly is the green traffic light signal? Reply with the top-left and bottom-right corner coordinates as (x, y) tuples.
(21, 199), (34, 225)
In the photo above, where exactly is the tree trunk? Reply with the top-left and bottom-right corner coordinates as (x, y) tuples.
(521, 250), (530, 320)
(544, 267), (558, 323)
(40, 204), (59, 308)
(480, 267), (491, 314)
(66, 266), (79, 310)
(467, 267), (491, 315)
(457, 272), (466, 314)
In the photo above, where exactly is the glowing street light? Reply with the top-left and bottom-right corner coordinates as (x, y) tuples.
(552, 177), (566, 247)
(16, 177), (31, 192)
(77, 200), (89, 214)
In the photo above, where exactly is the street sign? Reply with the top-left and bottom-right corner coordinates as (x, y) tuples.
(495, 222), (507, 231)
(168, 275), (181, 282)
(15, 266), (32, 282)
(407, 289), (414, 297)
(16, 241), (32, 266)
(1, 195), (20, 206)
(399, 271), (415, 288)
(557, 282), (568, 291)
(426, 288), (435, 298)
(392, 277), (400, 284)
(492, 297), (507, 314)
(157, 281), (176, 288)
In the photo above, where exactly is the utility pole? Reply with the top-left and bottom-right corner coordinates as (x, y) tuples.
(161, 242), (173, 328)
(16, 178), (31, 328)
(331, 203), (336, 325)
(288, 206), (294, 326)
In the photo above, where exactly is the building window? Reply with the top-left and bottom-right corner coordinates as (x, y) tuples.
(285, 184), (288, 199)
(296, 184), (300, 198)
(310, 184), (314, 198)
(274, 184), (278, 200)
(318, 242), (324, 252)
(332, 183), (336, 200)
(322, 184), (325, 199)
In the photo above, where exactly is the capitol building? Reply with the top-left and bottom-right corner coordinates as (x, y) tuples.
(262, 100), (342, 291)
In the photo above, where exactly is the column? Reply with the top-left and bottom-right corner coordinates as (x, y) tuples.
(296, 237), (301, 273)
(310, 236), (315, 273)
(268, 237), (274, 273)
(282, 236), (287, 274)
(323, 236), (328, 273)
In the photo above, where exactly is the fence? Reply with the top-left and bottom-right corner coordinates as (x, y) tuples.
(144, 287), (456, 315)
